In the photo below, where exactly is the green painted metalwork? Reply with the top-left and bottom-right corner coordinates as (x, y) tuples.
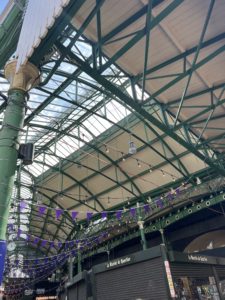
(100, 0), (184, 72)
(55, 42), (225, 177)
(1, 0), (225, 272)
(137, 203), (147, 250)
(0, 89), (26, 240)
(173, 0), (215, 126)
(0, 1), (25, 69)
(79, 191), (225, 260)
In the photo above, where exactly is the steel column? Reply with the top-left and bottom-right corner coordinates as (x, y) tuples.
(0, 60), (39, 283)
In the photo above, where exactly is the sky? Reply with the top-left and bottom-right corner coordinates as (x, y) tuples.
(0, 0), (8, 14)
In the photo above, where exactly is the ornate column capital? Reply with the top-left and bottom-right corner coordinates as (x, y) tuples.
(4, 60), (40, 92)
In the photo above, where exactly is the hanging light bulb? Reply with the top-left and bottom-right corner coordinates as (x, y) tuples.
(149, 165), (153, 173)
(161, 169), (165, 177)
(137, 160), (141, 168)
(105, 145), (109, 153)
(128, 141), (137, 154)
(171, 176), (176, 182)
(170, 188), (175, 194)
(121, 153), (126, 161)
(196, 177), (202, 185)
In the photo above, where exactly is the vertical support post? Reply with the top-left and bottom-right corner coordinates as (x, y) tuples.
(212, 266), (224, 300)
(161, 244), (176, 300)
(0, 60), (39, 285)
(68, 256), (73, 282)
(77, 243), (82, 274)
(137, 203), (147, 250)
(160, 228), (166, 246)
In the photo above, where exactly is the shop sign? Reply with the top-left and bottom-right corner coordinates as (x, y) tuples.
(188, 255), (208, 262)
(36, 288), (45, 294)
(106, 256), (132, 269)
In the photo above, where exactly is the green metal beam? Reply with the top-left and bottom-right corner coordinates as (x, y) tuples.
(32, 124), (142, 198)
(56, 42), (225, 177)
(147, 42), (225, 102)
(173, 0), (215, 126)
(100, 0), (184, 73)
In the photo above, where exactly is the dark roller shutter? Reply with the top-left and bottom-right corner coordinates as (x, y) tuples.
(171, 263), (213, 278)
(215, 266), (225, 279)
(67, 281), (86, 300)
(95, 257), (169, 300)
(58, 291), (67, 300)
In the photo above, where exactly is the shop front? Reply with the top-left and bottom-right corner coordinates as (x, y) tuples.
(58, 247), (225, 299)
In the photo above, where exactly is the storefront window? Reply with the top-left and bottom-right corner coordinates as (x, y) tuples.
(174, 276), (220, 299)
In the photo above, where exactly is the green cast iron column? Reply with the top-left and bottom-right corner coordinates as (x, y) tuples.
(0, 89), (27, 240)
(137, 203), (147, 250)
(0, 60), (39, 242)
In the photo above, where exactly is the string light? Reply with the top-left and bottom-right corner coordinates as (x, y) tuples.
(137, 160), (141, 168)
(105, 145), (109, 153)
(161, 170), (165, 177)
(121, 152), (126, 161)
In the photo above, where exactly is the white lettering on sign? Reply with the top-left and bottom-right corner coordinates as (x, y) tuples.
(188, 255), (208, 262)
(24, 289), (33, 296)
(106, 257), (131, 268)
(36, 288), (45, 295)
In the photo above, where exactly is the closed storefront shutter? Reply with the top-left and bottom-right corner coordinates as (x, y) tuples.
(215, 266), (225, 280)
(67, 281), (86, 300)
(59, 291), (67, 300)
(95, 257), (169, 300)
(171, 263), (213, 278)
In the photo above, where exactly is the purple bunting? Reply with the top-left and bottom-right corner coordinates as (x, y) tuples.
(101, 211), (107, 219)
(167, 193), (174, 201)
(41, 240), (47, 247)
(39, 205), (47, 216)
(33, 237), (39, 244)
(20, 200), (27, 211)
(175, 188), (180, 195)
(17, 229), (22, 237)
(8, 223), (14, 232)
(116, 210), (122, 220)
(55, 208), (63, 220)
(26, 234), (30, 241)
(144, 204), (150, 214)
(87, 212), (93, 221)
(69, 240), (74, 248)
(156, 198), (164, 209)
(130, 207), (136, 218)
(50, 241), (55, 248)
(71, 211), (78, 220)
